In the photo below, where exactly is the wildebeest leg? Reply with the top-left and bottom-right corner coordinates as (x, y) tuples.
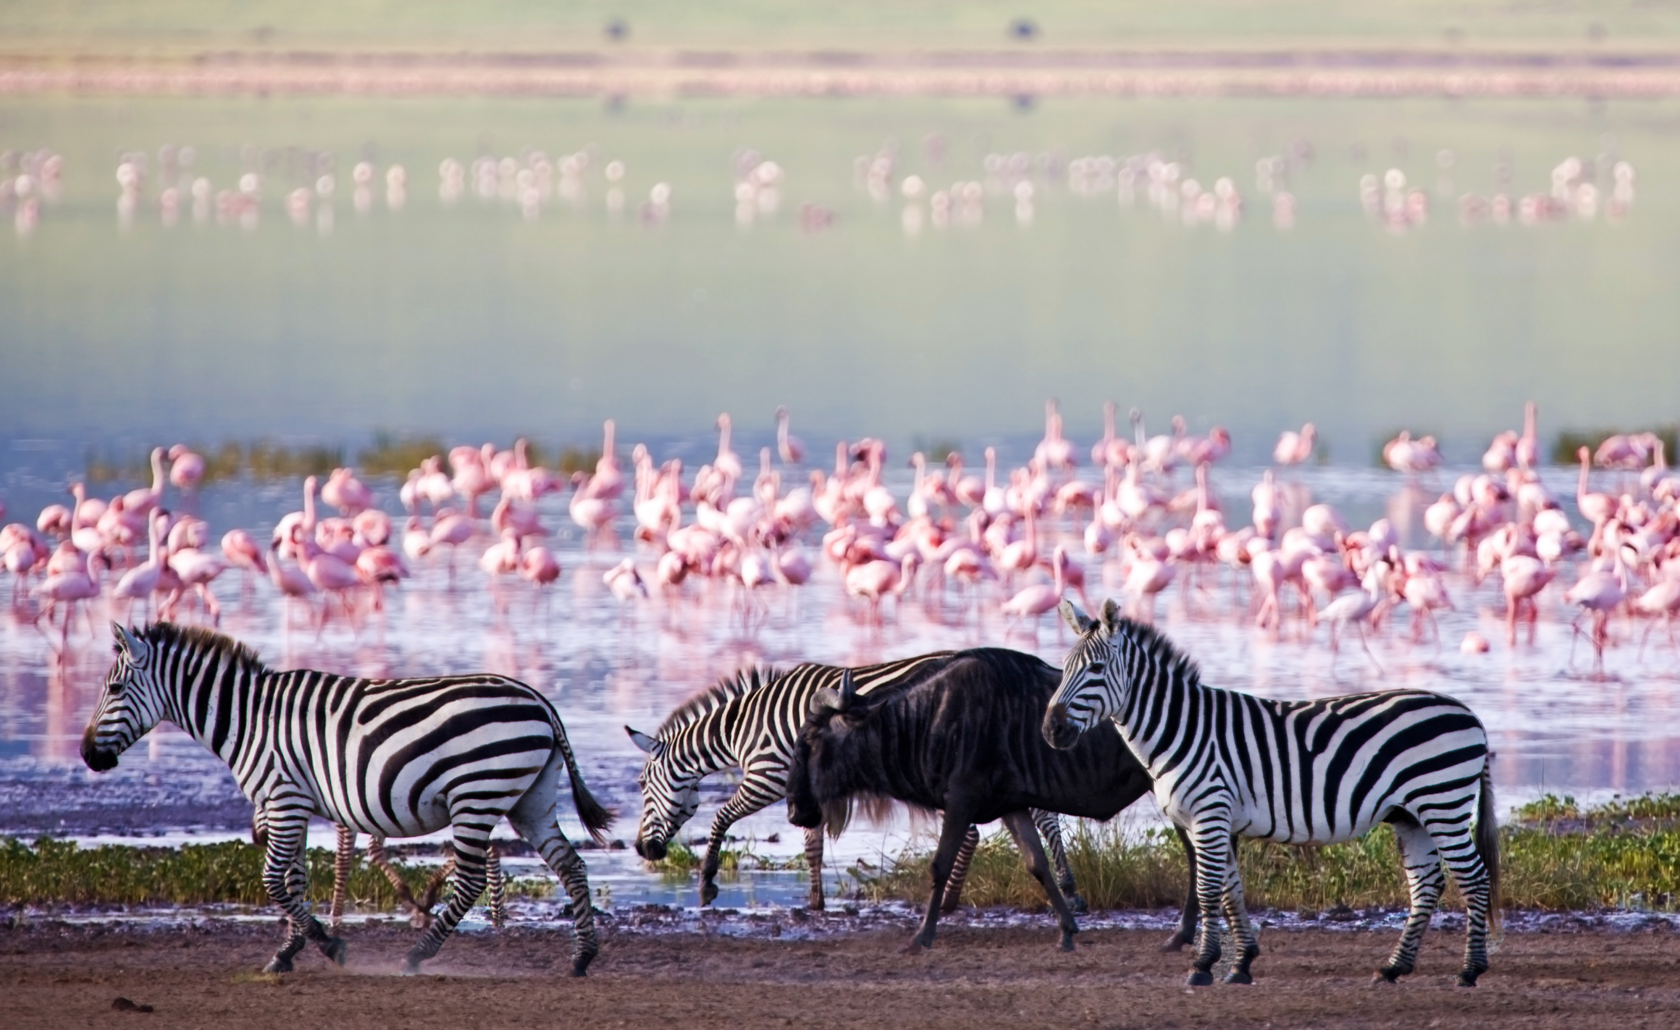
(802, 826), (827, 910)
(908, 808), (977, 952)
(1001, 810), (1079, 951)
(1031, 809), (1085, 914)
(939, 824), (981, 914)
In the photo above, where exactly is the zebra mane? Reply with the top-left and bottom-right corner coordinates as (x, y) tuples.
(1104, 616), (1203, 689)
(139, 622), (268, 673)
(656, 666), (782, 738)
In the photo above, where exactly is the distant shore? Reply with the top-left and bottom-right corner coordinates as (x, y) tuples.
(5, 49), (1680, 98)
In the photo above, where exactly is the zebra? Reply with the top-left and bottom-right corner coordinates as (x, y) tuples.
(1042, 600), (1500, 988)
(627, 652), (1085, 912)
(81, 622), (612, 975)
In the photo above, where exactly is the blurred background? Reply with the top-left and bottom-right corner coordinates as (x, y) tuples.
(2, 1), (1676, 462)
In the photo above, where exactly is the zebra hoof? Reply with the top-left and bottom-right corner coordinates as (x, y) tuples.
(700, 882), (719, 907)
(1456, 970), (1481, 987)
(1223, 970), (1253, 985)
(1373, 967), (1404, 984)
(1185, 970), (1214, 987)
(262, 956), (293, 974)
(318, 936), (347, 966)
(1060, 931), (1076, 953)
(401, 950), (426, 976)
(570, 956), (592, 978)
(808, 895), (825, 913)
(903, 936), (931, 954)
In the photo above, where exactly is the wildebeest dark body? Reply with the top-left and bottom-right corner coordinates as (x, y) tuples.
(786, 646), (1199, 952)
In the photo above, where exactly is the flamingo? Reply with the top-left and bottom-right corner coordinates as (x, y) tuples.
(1001, 545), (1068, 634)
(478, 529), (522, 579)
(449, 445), (496, 519)
(1274, 424), (1316, 467)
(776, 406), (806, 465)
(1633, 576), (1680, 655)
(583, 420), (625, 502)
(122, 447), (167, 517)
(1033, 399), (1076, 472)
(713, 413), (744, 483)
(267, 539), (317, 627)
(168, 444), (206, 490)
(844, 553), (917, 624)
(430, 508), (475, 582)
(520, 546), (561, 588)
(1317, 562), (1387, 668)
(112, 514), (168, 622)
(1565, 549), (1629, 670)
(1501, 555), (1556, 646)
(354, 546), (409, 611)
(569, 473), (617, 548)
(166, 544), (229, 625)
(1576, 446), (1617, 546)
(1122, 536), (1175, 623)
(32, 546), (100, 648)
(321, 467), (374, 515)
(604, 558), (650, 602)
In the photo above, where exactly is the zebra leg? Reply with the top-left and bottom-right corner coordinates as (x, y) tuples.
(1376, 814), (1444, 983)
(1186, 813), (1234, 987)
(486, 844), (507, 930)
(1431, 817), (1494, 987)
(258, 807), (346, 973)
(939, 824), (981, 914)
(802, 825), (827, 910)
(909, 808), (979, 952)
(1160, 825), (1204, 952)
(519, 824), (598, 975)
(1001, 810), (1080, 952)
(1218, 861), (1261, 984)
(328, 824), (355, 933)
(401, 821), (493, 974)
(1031, 809), (1086, 914)
(699, 788), (773, 907)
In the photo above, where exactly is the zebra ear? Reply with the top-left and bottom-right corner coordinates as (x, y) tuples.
(113, 623), (149, 661)
(625, 727), (660, 754)
(810, 687), (842, 716)
(1100, 598), (1122, 634)
(1059, 600), (1094, 635)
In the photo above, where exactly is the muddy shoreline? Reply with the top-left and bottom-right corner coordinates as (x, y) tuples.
(4, 908), (1676, 1029)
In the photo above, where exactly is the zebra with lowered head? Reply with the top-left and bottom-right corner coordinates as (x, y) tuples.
(81, 622), (612, 975)
(1043, 600), (1500, 988)
(627, 652), (1086, 912)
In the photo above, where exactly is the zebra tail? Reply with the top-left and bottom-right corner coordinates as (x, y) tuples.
(552, 715), (615, 844)
(1476, 757), (1502, 937)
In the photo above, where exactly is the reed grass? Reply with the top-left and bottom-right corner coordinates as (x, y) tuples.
(0, 838), (551, 909)
(85, 441), (344, 486)
(356, 432), (447, 477)
(1551, 425), (1678, 466)
(863, 793), (1680, 914)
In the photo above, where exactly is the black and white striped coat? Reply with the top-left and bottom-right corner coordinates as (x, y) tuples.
(628, 652), (1081, 910)
(1044, 600), (1500, 988)
(82, 622), (611, 975)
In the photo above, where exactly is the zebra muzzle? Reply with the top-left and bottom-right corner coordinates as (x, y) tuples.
(1042, 704), (1081, 750)
(80, 729), (119, 772)
(634, 837), (666, 861)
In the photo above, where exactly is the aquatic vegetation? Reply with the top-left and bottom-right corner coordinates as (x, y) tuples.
(865, 794), (1680, 913)
(1551, 426), (1678, 466)
(0, 838), (551, 909)
(357, 432), (447, 477)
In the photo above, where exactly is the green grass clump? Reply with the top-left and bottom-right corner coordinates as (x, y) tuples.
(864, 794), (1680, 915)
(0, 837), (550, 909)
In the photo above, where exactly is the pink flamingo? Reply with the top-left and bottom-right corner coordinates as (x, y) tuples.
(1565, 550), (1629, 671)
(1273, 424), (1315, 467)
(947, 452), (985, 509)
(605, 558), (650, 602)
(1515, 402), (1540, 470)
(776, 406), (806, 465)
(1633, 576), (1680, 655)
(221, 528), (268, 595)
(267, 539), (317, 627)
(568, 473), (617, 549)
(1090, 402), (1132, 469)
(296, 527), (361, 632)
(166, 543), (229, 625)
(1316, 563), (1386, 668)
(713, 413), (744, 482)
(34, 546), (101, 648)
(273, 476), (321, 559)
(520, 546), (561, 588)
(321, 467), (374, 515)
(479, 529), (522, 579)
(1033, 399), (1076, 472)
(36, 503), (71, 539)
(69, 482), (107, 532)
(354, 546), (409, 611)
(122, 448), (167, 517)
(1576, 447), (1617, 547)
(1122, 536), (1175, 623)
(996, 507), (1038, 587)
(583, 421), (625, 502)
(449, 445), (495, 519)
(1001, 545), (1068, 634)
(844, 553), (917, 624)
(168, 444), (205, 490)
(1500, 555), (1555, 646)
(429, 508), (474, 582)
(113, 513), (169, 622)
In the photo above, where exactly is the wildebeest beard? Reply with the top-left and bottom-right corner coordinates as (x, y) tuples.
(820, 791), (905, 840)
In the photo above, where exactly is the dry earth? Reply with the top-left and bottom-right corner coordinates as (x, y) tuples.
(3, 914), (1677, 1029)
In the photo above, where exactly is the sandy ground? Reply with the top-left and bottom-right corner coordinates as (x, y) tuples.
(4, 911), (1678, 1030)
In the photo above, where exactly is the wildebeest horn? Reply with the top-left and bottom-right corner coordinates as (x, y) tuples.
(838, 668), (857, 710)
(810, 687), (842, 715)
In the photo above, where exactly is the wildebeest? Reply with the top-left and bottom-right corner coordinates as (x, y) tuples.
(786, 646), (1198, 952)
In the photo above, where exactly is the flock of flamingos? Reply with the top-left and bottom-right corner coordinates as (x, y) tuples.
(3, 402), (1679, 672)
